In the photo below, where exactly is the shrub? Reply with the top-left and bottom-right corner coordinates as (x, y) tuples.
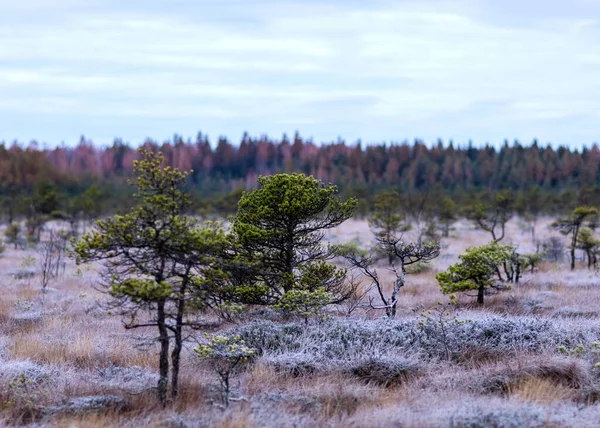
(481, 358), (589, 395)
(232, 315), (600, 367)
(542, 236), (565, 263)
(274, 288), (331, 324)
(195, 334), (256, 407)
(345, 356), (421, 387)
(261, 352), (322, 377)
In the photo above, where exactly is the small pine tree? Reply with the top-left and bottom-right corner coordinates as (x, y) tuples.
(5, 224), (20, 249)
(576, 227), (600, 269)
(436, 242), (513, 304)
(468, 190), (514, 242)
(552, 206), (598, 270)
(438, 197), (457, 238)
(231, 173), (357, 305)
(274, 287), (331, 324)
(195, 335), (256, 407)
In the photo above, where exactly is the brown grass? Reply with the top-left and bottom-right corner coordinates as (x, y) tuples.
(1, 218), (600, 426)
(509, 377), (573, 403)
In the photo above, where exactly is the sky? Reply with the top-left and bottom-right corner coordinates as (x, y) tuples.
(1, 0), (600, 148)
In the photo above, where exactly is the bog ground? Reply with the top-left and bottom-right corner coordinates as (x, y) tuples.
(2, 218), (600, 427)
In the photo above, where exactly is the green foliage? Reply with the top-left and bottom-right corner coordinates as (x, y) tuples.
(404, 260), (432, 274)
(553, 206), (599, 234)
(552, 206), (599, 270)
(436, 242), (513, 304)
(195, 334), (256, 407)
(71, 149), (228, 406)
(417, 296), (471, 360)
(467, 190), (514, 242)
(438, 197), (457, 237)
(212, 301), (246, 323)
(109, 278), (172, 303)
(576, 227), (600, 268)
(231, 173), (357, 304)
(20, 255), (36, 268)
(519, 252), (545, 273)
(368, 190), (410, 240)
(2, 372), (48, 423)
(5, 224), (20, 249)
(274, 287), (331, 324)
(558, 342), (600, 360)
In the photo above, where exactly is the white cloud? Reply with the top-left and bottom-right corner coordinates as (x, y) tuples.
(1, 0), (599, 145)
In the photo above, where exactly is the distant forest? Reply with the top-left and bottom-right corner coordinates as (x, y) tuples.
(1, 132), (599, 218)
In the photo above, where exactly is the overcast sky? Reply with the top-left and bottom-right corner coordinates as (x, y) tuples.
(1, 0), (600, 147)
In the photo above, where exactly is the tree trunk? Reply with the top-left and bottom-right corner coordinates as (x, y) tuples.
(497, 222), (506, 242)
(389, 264), (405, 319)
(495, 267), (504, 282)
(170, 281), (187, 400)
(283, 229), (295, 292)
(477, 283), (484, 304)
(157, 300), (170, 407)
(571, 228), (578, 270)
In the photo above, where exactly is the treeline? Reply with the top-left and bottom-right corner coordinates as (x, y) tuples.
(2, 133), (600, 219)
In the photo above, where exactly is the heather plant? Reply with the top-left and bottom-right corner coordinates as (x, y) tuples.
(231, 315), (581, 365)
(417, 296), (471, 360)
(558, 342), (600, 364)
(1, 372), (48, 424)
(195, 334), (256, 407)
(541, 236), (565, 263)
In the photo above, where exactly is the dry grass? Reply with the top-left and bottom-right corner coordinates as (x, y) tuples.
(1, 218), (600, 426)
(509, 377), (573, 403)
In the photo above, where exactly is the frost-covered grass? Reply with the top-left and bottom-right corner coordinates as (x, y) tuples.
(1, 219), (600, 426)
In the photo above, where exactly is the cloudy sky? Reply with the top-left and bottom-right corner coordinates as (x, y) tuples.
(2, 0), (600, 147)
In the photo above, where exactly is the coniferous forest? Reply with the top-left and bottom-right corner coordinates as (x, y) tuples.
(2, 133), (600, 220)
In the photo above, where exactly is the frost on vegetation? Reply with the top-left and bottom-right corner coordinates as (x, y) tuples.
(552, 307), (598, 319)
(0, 360), (51, 385)
(230, 316), (600, 366)
(94, 364), (158, 389)
(449, 404), (564, 428)
(195, 334), (256, 407)
(520, 297), (546, 314)
(346, 355), (421, 387)
(9, 269), (36, 280)
(480, 357), (589, 395)
(43, 395), (130, 415)
(355, 396), (600, 427)
(262, 352), (323, 377)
